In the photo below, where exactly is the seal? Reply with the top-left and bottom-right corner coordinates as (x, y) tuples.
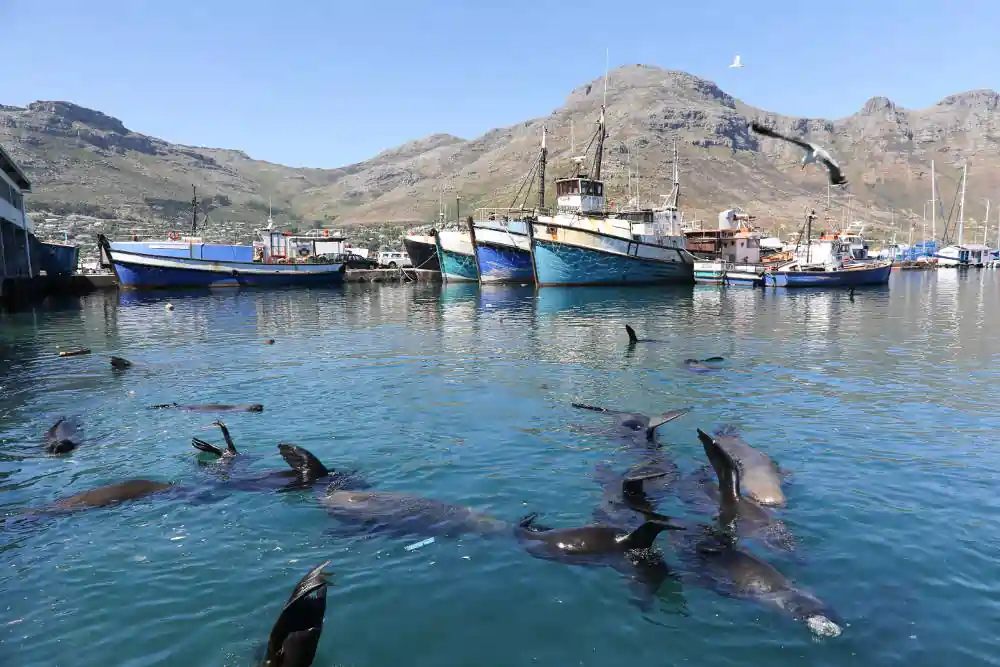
(625, 324), (660, 345)
(191, 428), (367, 493)
(150, 402), (264, 413)
(43, 479), (176, 512)
(191, 420), (239, 459)
(261, 560), (331, 667)
(683, 357), (725, 373)
(680, 528), (842, 638)
(110, 356), (133, 370)
(572, 403), (692, 442)
(697, 429), (795, 552)
(515, 512), (685, 609)
(320, 489), (506, 538)
(697, 427), (787, 506)
(591, 463), (676, 529)
(44, 416), (82, 454)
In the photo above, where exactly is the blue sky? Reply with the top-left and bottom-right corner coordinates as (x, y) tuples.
(4, 0), (997, 168)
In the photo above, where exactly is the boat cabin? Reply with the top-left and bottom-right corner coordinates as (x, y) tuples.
(555, 177), (605, 214)
(257, 230), (347, 263)
(792, 235), (853, 270)
(684, 208), (762, 262)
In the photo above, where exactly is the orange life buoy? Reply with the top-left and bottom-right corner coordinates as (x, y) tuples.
(167, 231), (178, 241)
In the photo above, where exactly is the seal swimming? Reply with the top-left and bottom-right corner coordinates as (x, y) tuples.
(625, 324), (660, 345)
(151, 402), (264, 413)
(110, 356), (132, 370)
(679, 527), (842, 637)
(697, 429), (796, 552)
(683, 357), (726, 373)
(320, 489), (506, 538)
(190, 428), (368, 493)
(44, 416), (82, 454)
(261, 561), (331, 667)
(572, 403), (692, 442)
(191, 420), (240, 460)
(515, 512), (685, 609)
(697, 427), (787, 506)
(591, 464), (676, 529)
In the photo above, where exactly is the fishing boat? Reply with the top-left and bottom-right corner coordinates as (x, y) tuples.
(469, 128), (550, 284)
(527, 107), (694, 287)
(402, 232), (440, 271)
(763, 211), (892, 287)
(434, 228), (478, 282)
(99, 229), (346, 290)
(97, 195), (345, 289)
(688, 208), (774, 286)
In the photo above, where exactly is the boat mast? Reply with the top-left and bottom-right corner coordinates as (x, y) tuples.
(930, 159), (936, 245)
(983, 200), (990, 246)
(957, 163), (967, 246)
(592, 50), (608, 181)
(191, 185), (198, 235)
(805, 209), (815, 264)
(538, 126), (547, 210)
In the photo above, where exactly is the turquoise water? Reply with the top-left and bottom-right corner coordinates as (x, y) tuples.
(1, 270), (999, 666)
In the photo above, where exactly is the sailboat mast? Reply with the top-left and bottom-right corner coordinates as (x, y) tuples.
(593, 51), (609, 181)
(538, 126), (547, 210)
(957, 163), (967, 246)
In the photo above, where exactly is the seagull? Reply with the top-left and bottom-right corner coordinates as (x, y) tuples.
(729, 55), (744, 68)
(750, 121), (848, 186)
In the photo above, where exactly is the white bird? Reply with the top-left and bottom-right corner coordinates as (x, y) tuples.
(750, 121), (848, 186)
(729, 55), (744, 69)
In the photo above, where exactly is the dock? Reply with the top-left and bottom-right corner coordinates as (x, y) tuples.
(0, 273), (117, 309)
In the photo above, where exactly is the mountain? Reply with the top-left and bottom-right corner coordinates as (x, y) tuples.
(3, 65), (1000, 243)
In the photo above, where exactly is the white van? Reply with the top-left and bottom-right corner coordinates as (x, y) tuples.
(377, 250), (412, 268)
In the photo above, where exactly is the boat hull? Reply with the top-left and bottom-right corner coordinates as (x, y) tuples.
(403, 236), (440, 271)
(764, 262), (892, 287)
(694, 260), (765, 286)
(107, 248), (345, 290)
(435, 231), (479, 282)
(530, 224), (693, 286)
(471, 224), (533, 283)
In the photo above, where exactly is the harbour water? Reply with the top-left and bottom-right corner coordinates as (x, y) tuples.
(2, 270), (999, 666)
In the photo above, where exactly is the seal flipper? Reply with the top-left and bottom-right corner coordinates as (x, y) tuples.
(622, 470), (669, 498)
(618, 519), (684, 551)
(645, 407), (693, 441)
(697, 428), (742, 523)
(278, 444), (330, 482)
(214, 420), (238, 455)
(264, 561), (330, 667)
(191, 437), (224, 457)
(625, 324), (639, 344)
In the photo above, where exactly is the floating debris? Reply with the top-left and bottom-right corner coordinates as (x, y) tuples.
(404, 537), (436, 551)
(58, 348), (91, 358)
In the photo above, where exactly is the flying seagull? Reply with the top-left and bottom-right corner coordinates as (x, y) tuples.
(750, 121), (847, 186)
(729, 55), (744, 68)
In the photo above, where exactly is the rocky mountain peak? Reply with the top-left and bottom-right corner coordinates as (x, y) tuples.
(27, 101), (129, 134)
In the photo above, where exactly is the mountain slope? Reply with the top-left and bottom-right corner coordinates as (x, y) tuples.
(3, 65), (999, 242)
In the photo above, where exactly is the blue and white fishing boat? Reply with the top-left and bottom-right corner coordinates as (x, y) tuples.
(763, 213), (892, 288)
(99, 229), (346, 290)
(527, 110), (694, 287)
(97, 199), (346, 289)
(434, 229), (478, 282)
(469, 128), (549, 284)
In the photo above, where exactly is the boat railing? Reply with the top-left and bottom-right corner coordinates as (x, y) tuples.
(474, 207), (537, 223)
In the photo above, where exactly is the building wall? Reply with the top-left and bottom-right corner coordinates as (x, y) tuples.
(0, 217), (42, 278)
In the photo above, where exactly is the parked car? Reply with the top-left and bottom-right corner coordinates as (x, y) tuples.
(377, 250), (412, 269)
(339, 253), (379, 270)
